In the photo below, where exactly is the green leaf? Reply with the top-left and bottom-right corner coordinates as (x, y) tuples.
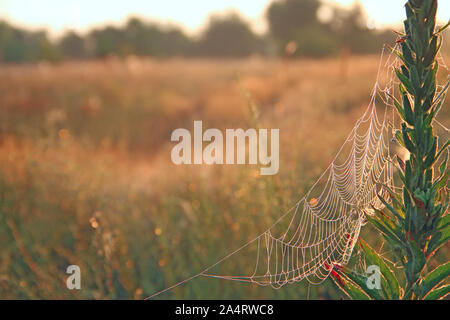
(401, 42), (414, 65)
(409, 65), (421, 95)
(390, 93), (406, 121)
(337, 267), (385, 300)
(382, 184), (405, 212)
(434, 140), (450, 166)
(402, 124), (416, 153)
(377, 193), (405, 223)
(431, 80), (449, 107)
(437, 214), (450, 230)
(396, 69), (415, 95)
(402, 93), (415, 125)
(420, 262), (450, 298)
(426, 0), (437, 30)
(424, 35), (438, 67)
(395, 130), (405, 148)
(405, 3), (414, 20)
(439, 152), (448, 176)
(409, 240), (426, 274)
(424, 284), (450, 300)
(409, 18), (423, 58)
(427, 224), (450, 256)
(329, 274), (370, 300)
(359, 239), (401, 299)
(391, 48), (409, 67)
(424, 138), (437, 167)
(432, 169), (449, 191)
(423, 66), (438, 108)
(366, 214), (403, 247)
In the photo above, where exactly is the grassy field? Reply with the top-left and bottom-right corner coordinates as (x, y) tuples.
(0, 55), (448, 299)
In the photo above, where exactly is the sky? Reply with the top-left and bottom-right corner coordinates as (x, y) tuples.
(0, 0), (448, 37)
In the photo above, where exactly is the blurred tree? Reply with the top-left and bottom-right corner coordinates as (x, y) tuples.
(0, 21), (26, 62)
(267, 0), (326, 55)
(0, 4), (399, 63)
(38, 35), (61, 62)
(290, 24), (340, 57)
(0, 21), (60, 62)
(124, 17), (153, 55)
(267, 0), (395, 57)
(327, 3), (395, 54)
(88, 26), (127, 58)
(87, 17), (193, 58)
(59, 31), (86, 59)
(159, 27), (194, 57)
(267, 0), (320, 39)
(196, 13), (263, 57)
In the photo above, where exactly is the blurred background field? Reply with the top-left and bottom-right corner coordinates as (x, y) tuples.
(1, 54), (448, 299)
(0, 0), (449, 299)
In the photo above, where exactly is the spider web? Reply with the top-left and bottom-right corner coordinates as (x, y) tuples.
(202, 90), (396, 287)
(148, 45), (449, 298)
(196, 48), (401, 289)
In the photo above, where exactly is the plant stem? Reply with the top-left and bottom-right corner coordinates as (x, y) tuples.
(397, 0), (446, 299)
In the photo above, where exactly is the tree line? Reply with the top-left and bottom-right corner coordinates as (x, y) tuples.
(0, 0), (398, 63)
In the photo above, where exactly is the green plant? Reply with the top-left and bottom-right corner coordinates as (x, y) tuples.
(331, 0), (449, 300)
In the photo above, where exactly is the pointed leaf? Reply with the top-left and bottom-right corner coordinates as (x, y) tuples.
(337, 267), (385, 300)
(427, 224), (450, 256)
(424, 284), (450, 300)
(359, 239), (400, 299)
(330, 275), (370, 300)
(420, 262), (450, 298)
